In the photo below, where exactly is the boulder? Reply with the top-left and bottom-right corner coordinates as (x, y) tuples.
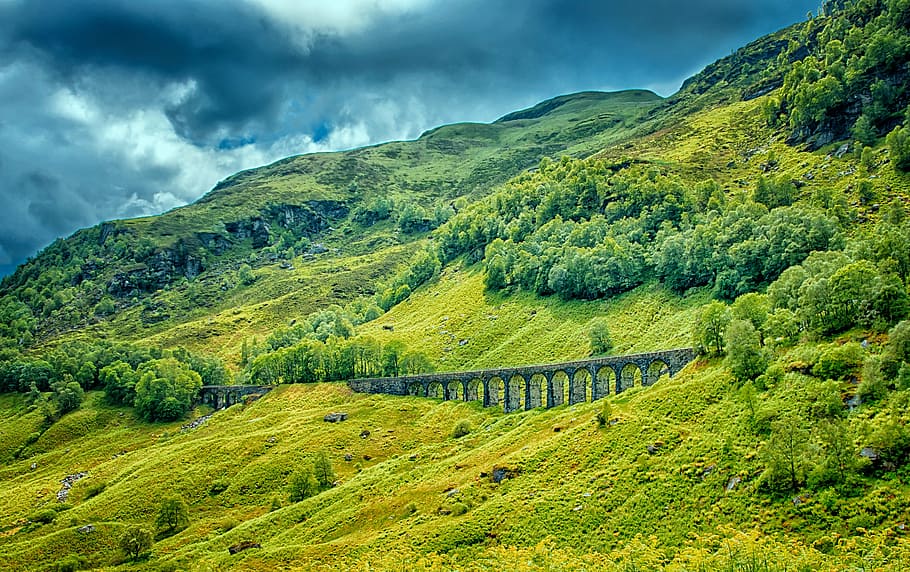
(324, 412), (348, 423)
(228, 541), (261, 555)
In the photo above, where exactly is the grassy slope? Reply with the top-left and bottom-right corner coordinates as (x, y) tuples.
(1, 361), (908, 571)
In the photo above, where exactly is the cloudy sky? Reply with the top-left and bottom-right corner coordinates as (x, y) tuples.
(0, 0), (817, 276)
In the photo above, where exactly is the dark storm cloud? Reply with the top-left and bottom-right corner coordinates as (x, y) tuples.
(0, 0), (817, 276)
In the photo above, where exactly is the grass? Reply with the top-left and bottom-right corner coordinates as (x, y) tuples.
(2, 354), (910, 570)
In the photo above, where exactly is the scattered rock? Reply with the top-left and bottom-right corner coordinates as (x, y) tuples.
(491, 466), (520, 484)
(57, 472), (88, 503)
(701, 464), (717, 479)
(409, 454), (418, 461)
(860, 447), (880, 462)
(30, 463), (36, 471)
(181, 414), (212, 431)
(363, 454), (373, 461)
(446, 488), (460, 497)
(792, 494), (809, 507)
(382, 324), (394, 331)
(726, 477), (742, 492)
(344, 453), (353, 462)
(646, 442), (663, 455)
(266, 436), (278, 443)
(573, 505), (583, 511)
(359, 430), (371, 439)
(78, 524), (95, 534)
(458, 339), (469, 346)
(228, 541), (261, 555)
(324, 412), (348, 423)
(834, 143), (851, 158)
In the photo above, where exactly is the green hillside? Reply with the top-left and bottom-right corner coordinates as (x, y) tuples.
(3, 0), (910, 570)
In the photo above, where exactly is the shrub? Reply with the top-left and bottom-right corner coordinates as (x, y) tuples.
(208, 479), (229, 496)
(52, 555), (87, 572)
(587, 317), (613, 355)
(450, 502), (468, 516)
(596, 401), (613, 427)
(452, 420), (472, 439)
(812, 343), (864, 380)
(82, 481), (107, 501)
(28, 508), (57, 524)
(887, 125), (910, 172)
(405, 502), (418, 515)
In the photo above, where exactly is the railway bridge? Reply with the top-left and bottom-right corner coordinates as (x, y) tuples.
(348, 348), (696, 413)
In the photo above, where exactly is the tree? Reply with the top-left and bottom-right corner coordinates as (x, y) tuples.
(52, 376), (84, 415)
(694, 301), (731, 356)
(400, 351), (434, 375)
(724, 320), (769, 382)
(119, 526), (152, 561)
(238, 263), (256, 286)
(155, 495), (189, 535)
(761, 412), (811, 492)
(100, 361), (138, 405)
(381, 341), (406, 377)
(313, 451), (336, 489)
(587, 317), (613, 356)
(851, 114), (878, 147)
(887, 125), (910, 172)
(134, 359), (202, 422)
(816, 418), (857, 485)
(289, 466), (318, 502)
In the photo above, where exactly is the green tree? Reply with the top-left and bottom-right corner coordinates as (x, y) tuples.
(100, 361), (138, 405)
(288, 466), (318, 501)
(816, 418), (856, 485)
(313, 451), (336, 489)
(119, 527), (152, 561)
(724, 320), (769, 382)
(52, 376), (84, 415)
(887, 125), (910, 171)
(134, 358), (202, 422)
(380, 340), (407, 377)
(238, 263), (256, 286)
(851, 114), (878, 147)
(155, 495), (189, 535)
(587, 317), (613, 356)
(400, 351), (434, 375)
(694, 301), (731, 356)
(762, 412), (811, 492)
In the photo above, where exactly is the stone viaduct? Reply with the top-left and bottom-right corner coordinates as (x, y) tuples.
(198, 384), (274, 410)
(348, 348), (696, 413)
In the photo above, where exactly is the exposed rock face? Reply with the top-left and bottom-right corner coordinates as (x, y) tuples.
(108, 248), (206, 297)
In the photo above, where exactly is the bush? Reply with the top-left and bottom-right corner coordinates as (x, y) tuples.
(208, 479), (229, 496)
(82, 481), (106, 501)
(812, 343), (865, 380)
(52, 555), (87, 572)
(596, 401), (613, 427)
(450, 502), (469, 516)
(887, 125), (910, 172)
(28, 508), (57, 524)
(452, 420), (472, 439)
(587, 317), (613, 355)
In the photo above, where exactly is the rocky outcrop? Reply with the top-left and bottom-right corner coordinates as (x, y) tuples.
(108, 247), (206, 297)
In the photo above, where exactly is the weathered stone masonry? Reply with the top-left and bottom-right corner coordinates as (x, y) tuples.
(348, 348), (696, 413)
(198, 384), (273, 410)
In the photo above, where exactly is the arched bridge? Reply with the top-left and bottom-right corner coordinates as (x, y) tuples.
(198, 385), (274, 410)
(348, 348), (695, 413)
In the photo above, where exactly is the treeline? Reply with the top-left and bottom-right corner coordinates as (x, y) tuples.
(0, 340), (228, 423)
(240, 305), (434, 385)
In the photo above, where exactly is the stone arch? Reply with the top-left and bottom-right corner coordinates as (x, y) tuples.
(407, 381), (424, 396)
(549, 370), (570, 407)
(570, 368), (591, 405)
(646, 360), (671, 386)
(527, 373), (547, 409)
(486, 377), (505, 408)
(506, 374), (526, 413)
(446, 380), (463, 401)
(618, 363), (642, 393)
(593, 365), (617, 400)
(427, 381), (444, 400)
(466, 378), (484, 403)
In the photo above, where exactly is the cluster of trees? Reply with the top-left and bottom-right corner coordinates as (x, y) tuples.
(248, 336), (433, 385)
(288, 451), (336, 502)
(0, 340), (227, 423)
(119, 495), (191, 562)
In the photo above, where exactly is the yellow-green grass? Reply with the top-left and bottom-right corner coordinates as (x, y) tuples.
(3, 361), (910, 571)
(361, 265), (707, 370)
